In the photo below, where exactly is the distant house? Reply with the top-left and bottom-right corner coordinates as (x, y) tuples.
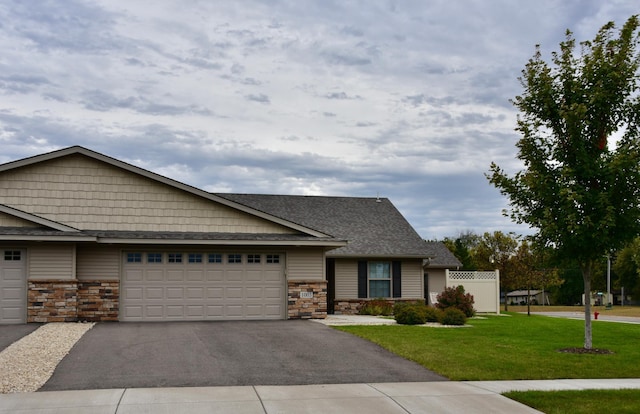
(507, 289), (550, 306)
(0, 146), (463, 323)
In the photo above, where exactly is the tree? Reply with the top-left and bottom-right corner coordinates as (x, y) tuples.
(509, 240), (562, 315)
(474, 231), (519, 310)
(613, 238), (640, 299)
(488, 16), (640, 349)
(441, 231), (480, 269)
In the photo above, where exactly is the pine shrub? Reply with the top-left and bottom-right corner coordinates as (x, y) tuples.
(439, 307), (467, 326)
(394, 303), (427, 325)
(359, 299), (393, 316)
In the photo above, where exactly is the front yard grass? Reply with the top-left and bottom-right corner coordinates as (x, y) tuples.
(335, 313), (640, 380)
(504, 389), (640, 414)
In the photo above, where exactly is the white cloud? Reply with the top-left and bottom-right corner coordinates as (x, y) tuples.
(0, 0), (633, 239)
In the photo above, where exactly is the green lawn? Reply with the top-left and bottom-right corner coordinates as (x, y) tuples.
(335, 313), (640, 380)
(504, 389), (640, 414)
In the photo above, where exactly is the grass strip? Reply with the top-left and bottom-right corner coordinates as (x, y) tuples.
(504, 389), (640, 414)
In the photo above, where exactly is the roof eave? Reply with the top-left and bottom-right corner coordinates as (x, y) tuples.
(96, 238), (348, 247)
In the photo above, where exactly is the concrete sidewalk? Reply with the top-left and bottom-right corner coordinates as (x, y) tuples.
(2, 379), (640, 414)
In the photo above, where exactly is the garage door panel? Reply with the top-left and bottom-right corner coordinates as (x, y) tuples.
(187, 287), (204, 299)
(145, 287), (163, 300)
(121, 252), (285, 321)
(246, 270), (263, 282)
(187, 270), (204, 281)
(206, 270), (224, 281)
(124, 287), (143, 300)
(264, 270), (282, 282)
(225, 270), (243, 282)
(246, 287), (263, 299)
(265, 287), (283, 299)
(2, 287), (22, 300)
(207, 287), (223, 299)
(124, 269), (143, 282)
(146, 306), (164, 318)
(146, 270), (164, 282)
(225, 287), (243, 299)
(166, 270), (185, 282)
(206, 305), (223, 317)
(187, 305), (204, 317)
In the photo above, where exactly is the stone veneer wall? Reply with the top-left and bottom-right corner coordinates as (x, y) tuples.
(77, 280), (119, 322)
(333, 298), (421, 315)
(288, 280), (327, 319)
(28, 280), (78, 323)
(27, 279), (120, 322)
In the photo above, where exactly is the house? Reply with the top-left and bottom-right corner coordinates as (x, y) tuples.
(0, 146), (460, 324)
(507, 289), (550, 306)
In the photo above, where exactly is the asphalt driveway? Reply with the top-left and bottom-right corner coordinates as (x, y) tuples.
(40, 320), (446, 391)
(0, 324), (39, 351)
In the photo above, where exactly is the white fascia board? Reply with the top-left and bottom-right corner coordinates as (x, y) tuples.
(0, 205), (80, 232)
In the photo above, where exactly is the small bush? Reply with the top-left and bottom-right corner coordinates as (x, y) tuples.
(359, 299), (393, 316)
(394, 303), (427, 325)
(439, 307), (467, 326)
(424, 306), (443, 323)
(436, 285), (476, 317)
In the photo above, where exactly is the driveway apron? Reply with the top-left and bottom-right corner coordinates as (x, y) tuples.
(40, 320), (446, 391)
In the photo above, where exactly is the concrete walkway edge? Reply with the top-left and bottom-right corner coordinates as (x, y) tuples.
(2, 379), (640, 414)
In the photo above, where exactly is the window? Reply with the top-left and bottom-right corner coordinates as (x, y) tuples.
(208, 253), (222, 263)
(4, 250), (21, 261)
(188, 253), (203, 263)
(127, 253), (142, 263)
(247, 254), (261, 264)
(266, 254), (280, 264)
(228, 254), (242, 264)
(168, 253), (183, 263)
(147, 253), (162, 263)
(369, 261), (391, 297)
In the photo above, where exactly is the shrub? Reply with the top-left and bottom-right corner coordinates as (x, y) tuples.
(439, 307), (467, 326)
(359, 299), (393, 316)
(394, 303), (427, 325)
(435, 285), (476, 317)
(424, 306), (443, 323)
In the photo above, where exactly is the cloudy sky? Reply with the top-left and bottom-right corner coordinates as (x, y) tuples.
(0, 1), (635, 240)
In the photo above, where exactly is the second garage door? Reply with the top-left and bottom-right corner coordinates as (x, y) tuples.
(121, 251), (285, 321)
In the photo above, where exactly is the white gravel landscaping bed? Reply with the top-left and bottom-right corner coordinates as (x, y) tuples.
(0, 322), (94, 393)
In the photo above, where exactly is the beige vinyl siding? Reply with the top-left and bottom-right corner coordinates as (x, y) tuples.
(0, 155), (294, 234)
(0, 213), (38, 227)
(28, 244), (75, 280)
(286, 248), (324, 280)
(334, 259), (358, 298)
(427, 269), (447, 306)
(401, 259), (424, 298)
(76, 245), (120, 281)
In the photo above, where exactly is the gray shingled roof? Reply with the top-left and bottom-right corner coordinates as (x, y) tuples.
(216, 194), (456, 261)
(423, 241), (462, 268)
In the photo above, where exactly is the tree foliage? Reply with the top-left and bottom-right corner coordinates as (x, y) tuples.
(488, 16), (640, 348)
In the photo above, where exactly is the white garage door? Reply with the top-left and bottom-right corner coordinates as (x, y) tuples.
(0, 249), (26, 324)
(121, 252), (285, 321)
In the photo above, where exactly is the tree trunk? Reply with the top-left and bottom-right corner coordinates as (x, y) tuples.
(582, 263), (593, 349)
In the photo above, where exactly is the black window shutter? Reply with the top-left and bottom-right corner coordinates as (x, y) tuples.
(392, 261), (402, 298)
(358, 260), (368, 298)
